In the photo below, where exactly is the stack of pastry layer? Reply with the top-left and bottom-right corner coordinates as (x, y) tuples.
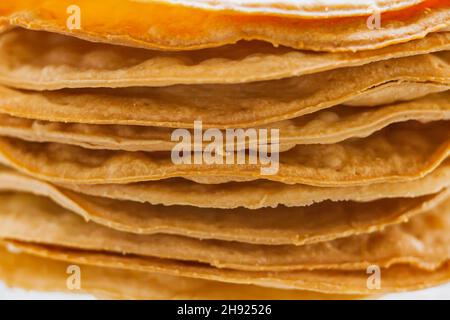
(0, 0), (449, 299)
